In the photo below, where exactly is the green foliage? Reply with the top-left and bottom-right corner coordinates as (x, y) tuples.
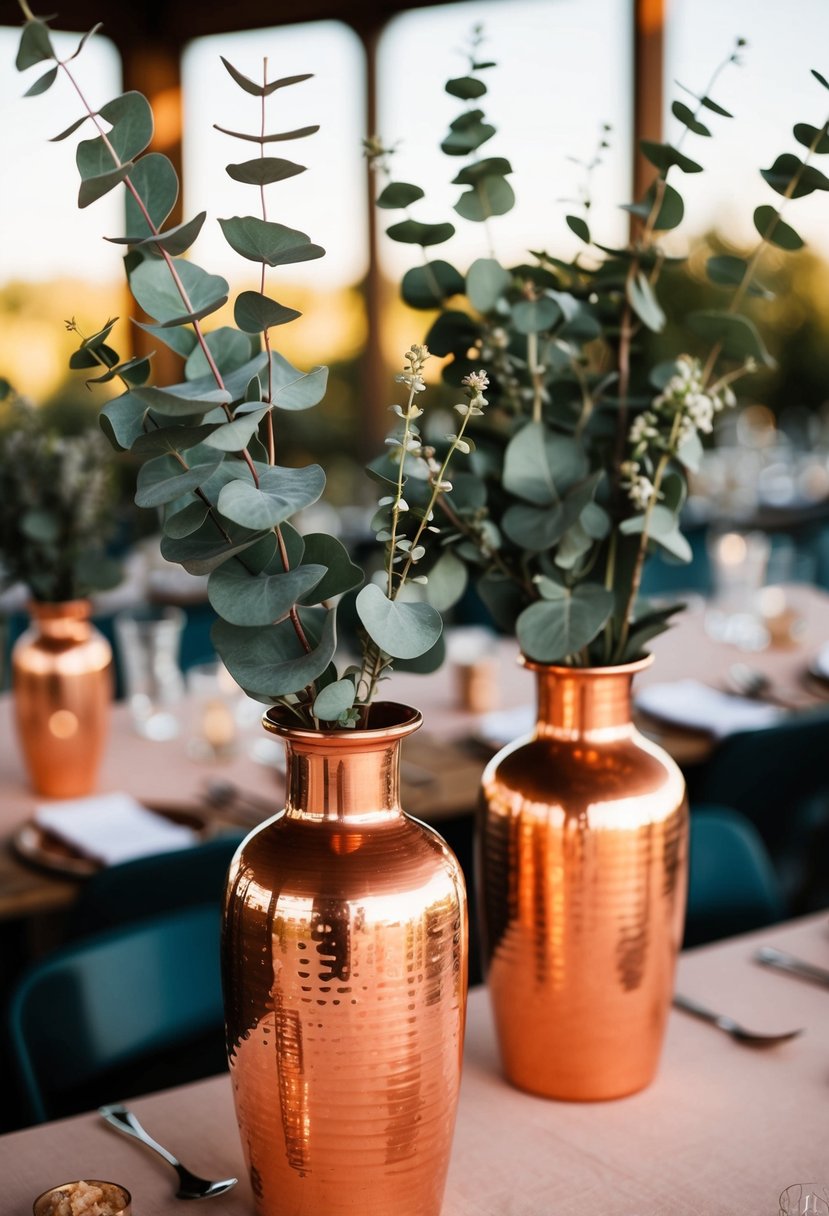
(17, 9), (470, 727)
(372, 30), (829, 666)
(0, 390), (122, 601)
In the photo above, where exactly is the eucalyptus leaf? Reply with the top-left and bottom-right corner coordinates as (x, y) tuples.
(516, 583), (614, 663)
(100, 391), (148, 450)
(511, 295), (562, 335)
(761, 153), (829, 198)
(466, 258), (511, 313)
(671, 100), (711, 137)
(161, 515), (268, 575)
(687, 310), (775, 366)
(226, 157), (306, 186)
(626, 271), (665, 332)
(355, 584), (443, 659)
(208, 558), (326, 626)
(218, 463), (325, 529)
(203, 407), (269, 451)
(218, 216), (325, 266)
(445, 75), (487, 100)
(296, 534), (364, 604)
(124, 153), (179, 237)
(220, 57), (312, 97)
(163, 501), (209, 539)
(109, 212), (206, 255)
(131, 423), (217, 455)
(640, 140), (702, 174)
(386, 219), (455, 247)
(24, 65), (58, 97)
(441, 110), (495, 156)
(424, 310), (479, 358)
(214, 123), (320, 144)
(213, 608), (337, 698)
(129, 257), (229, 327)
(455, 175), (515, 222)
(184, 327), (252, 381)
(566, 215), (590, 243)
(424, 548), (468, 611)
(16, 20), (54, 70)
(376, 181), (425, 209)
(313, 679), (356, 721)
(234, 291), (301, 333)
(752, 205), (804, 251)
(793, 122), (829, 154)
(135, 452), (223, 508)
(401, 260), (465, 309)
(503, 422), (588, 506)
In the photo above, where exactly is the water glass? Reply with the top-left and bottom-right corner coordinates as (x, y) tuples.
(780, 1184), (829, 1214)
(704, 529), (771, 651)
(115, 605), (185, 741)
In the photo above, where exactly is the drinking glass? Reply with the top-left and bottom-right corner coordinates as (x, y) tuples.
(115, 605), (185, 740)
(780, 1184), (829, 1214)
(704, 529), (771, 651)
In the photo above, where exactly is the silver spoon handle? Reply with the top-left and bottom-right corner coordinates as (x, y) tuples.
(672, 992), (725, 1027)
(99, 1103), (180, 1170)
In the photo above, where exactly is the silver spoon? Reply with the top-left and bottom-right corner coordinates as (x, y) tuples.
(673, 993), (804, 1047)
(99, 1104), (238, 1200)
(726, 663), (797, 709)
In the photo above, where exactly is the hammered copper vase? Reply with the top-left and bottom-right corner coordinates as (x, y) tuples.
(12, 599), (113, 797)
(479, 657), (687, 1101)
(222, 702), (468, 1216)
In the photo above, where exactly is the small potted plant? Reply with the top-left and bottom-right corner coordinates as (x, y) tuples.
(369, 28), (829, 1100)
(15, 8), (476, 1215)
(0, 386), (121, 796)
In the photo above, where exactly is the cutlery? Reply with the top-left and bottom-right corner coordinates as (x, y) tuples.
(726, 663), (797, 709)
(204, 779), (274, 825)
(99, 1104), (238, 1200)
(672, 993), (803, 1046)
(755, 945), (829, 990)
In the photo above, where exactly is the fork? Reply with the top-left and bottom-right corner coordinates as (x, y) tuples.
(672, 993), (804, 1047)
(99, 1104), (238, 1200)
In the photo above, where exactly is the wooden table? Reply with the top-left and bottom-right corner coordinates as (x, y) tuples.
(2, 583), (828, 926)
(2, 913), (827, 1215)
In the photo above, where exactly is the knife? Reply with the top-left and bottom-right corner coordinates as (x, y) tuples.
(754, 945), (829, 990)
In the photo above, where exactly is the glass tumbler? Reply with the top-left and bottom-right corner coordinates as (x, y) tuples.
(115, 604), (185, 741)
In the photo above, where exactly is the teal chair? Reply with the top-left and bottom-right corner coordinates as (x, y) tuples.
(689, 707), (829, 876)
(68, 831), (246, 939)
(685, 806), (787, 948)
(7, 905), (226, 1126)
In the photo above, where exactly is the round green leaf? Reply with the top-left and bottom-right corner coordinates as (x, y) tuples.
(516, 584), (613, 663)
(752, 205), (804, 251)
(135, 453), (223, 508)
(511, 295), (562, 335)
(424, 549), (467, 612)
(376, 181), (425, 209)
(184, 327), (252, 381)
(203, 407), (269, 451)
(566, 215), (590, 243)
(355, 585), (443, 660)
(466, 258), (511, 313)
(124, 153), (179, 237)
(761, 153), (829, 198)
(297, 534), (364, 604)
(401, 260), (465, 309)
(129, 257), (228, 327)
(234, 291), (301, 334)
(218, 216), (325, 266)
(217, 464), (325, 530)
(687, 310), (774, 366)
(386, 219), (455, 247)
(503, 422), (588, 506)
(455, 176), (515, 222)
(445, 76), (487, 100)
(313, 679), (356, 721)
(226, 157), (306, 185)
(671, 100), (710, 137)
(793, 122), (829, 154)
(16, 20), (55, 70)
(212, 608), (337, 698)
(626, 271), (665, 333)
(208, 559), (326, 626)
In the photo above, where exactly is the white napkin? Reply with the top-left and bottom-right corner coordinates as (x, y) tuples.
(477, 705), (535, 747)
(635, 679), (782, 738)
(35, 791), (198, 866)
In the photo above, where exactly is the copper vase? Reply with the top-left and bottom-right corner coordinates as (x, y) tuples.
(222, 703), (468, 1216)
(12, 600), (113, 798)
(479, 657), (687, 1101)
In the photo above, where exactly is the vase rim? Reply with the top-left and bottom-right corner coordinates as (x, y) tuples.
(519, 653), (654, 677)
(27, 598), (92, 620)
(263, 700), (422, 744)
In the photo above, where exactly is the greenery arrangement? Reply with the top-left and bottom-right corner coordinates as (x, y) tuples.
(14, 6), (477, 727)
(369, 28), (829, 666)
(0, 386), (121, 602)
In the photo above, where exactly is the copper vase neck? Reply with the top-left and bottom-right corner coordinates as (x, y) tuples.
(263, 702), (422, 824)
(525, 656), (652, 742)
(28, 599), (93, 640)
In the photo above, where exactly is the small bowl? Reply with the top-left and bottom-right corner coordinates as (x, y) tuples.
(33, 1180), (132, 1216)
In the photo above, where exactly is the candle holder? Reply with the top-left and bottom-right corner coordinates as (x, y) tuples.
(704, 529), (771, 651)
(780, 1184), (829, 1215)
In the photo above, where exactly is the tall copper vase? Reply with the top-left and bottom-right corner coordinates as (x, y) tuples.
(479, 657), (687, 1101)
(12, 599), (113, 798)
(222, 703), (467, 1216)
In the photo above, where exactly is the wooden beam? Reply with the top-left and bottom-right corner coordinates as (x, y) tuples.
(632, 0), (665, 202)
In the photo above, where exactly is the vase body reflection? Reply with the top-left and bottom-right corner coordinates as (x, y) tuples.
(12, 600), (113, 797)
(479, 657), (687, 1101)
(222, 703), (467, 1216)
